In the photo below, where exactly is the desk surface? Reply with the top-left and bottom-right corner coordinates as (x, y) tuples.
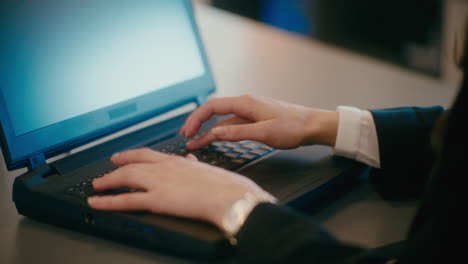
(0, 4), (459, 264)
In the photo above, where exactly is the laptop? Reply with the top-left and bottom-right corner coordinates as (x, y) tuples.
(0, 0), (366, 261)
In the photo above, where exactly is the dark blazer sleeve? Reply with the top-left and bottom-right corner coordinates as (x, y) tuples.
(234, 106), (447, 264)
(369, 106), (444, 200)
(236, 203), (368, 264)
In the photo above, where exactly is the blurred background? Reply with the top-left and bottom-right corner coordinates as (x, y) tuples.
(195, 0), (468, 85)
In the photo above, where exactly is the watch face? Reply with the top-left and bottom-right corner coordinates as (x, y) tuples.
(222, 192), (277, 237)
(224, 198), (248, 235)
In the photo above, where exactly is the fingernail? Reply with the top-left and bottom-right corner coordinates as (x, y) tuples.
(88, 197), (97, 206)
(182, 118), (192, 136)
(185, 129), (194, 138)
(111, 152), (121, 161)
(212, 127), (225, 136)
(186, 154), (198, 161)
(180, 125), (187, 136)
(187, 141), (200, 150)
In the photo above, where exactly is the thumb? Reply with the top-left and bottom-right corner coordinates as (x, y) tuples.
(211, 122), (269, 143)
(185, 153), (199, 161)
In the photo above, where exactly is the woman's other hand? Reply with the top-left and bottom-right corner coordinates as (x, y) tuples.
(180, 94), (339, 150)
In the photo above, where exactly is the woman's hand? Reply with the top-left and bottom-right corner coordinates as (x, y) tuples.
(180, 94), (339, 150)
(87, 148), (268, 230)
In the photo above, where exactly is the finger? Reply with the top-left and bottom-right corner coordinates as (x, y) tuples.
(88, 192), (149, 211)
(185, 153), (198, 161)
(210, 122), (271, 143)
(183, 96), (256, 137)
(186, 116), (250, 149)
(111, 148), (173, 167)
(181, 95), (260, 138)
(92, 165), (153, 191)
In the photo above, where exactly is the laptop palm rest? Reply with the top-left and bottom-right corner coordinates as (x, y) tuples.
(240, 145), (367, 213)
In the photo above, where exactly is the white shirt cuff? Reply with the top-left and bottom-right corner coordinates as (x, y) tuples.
(333, 106), (381, 168)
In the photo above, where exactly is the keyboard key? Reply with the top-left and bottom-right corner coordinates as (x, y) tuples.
(225, 152), (240, 158)
(240, 154), (256, 160)
(173, 148), (189, 156)
(215, 147), (231, 153)
(233, 148), (250, 154)
(260, 145), (273, 151)
(198, 153), (219, 162)
(232, 159), (247, 164)
(210, 156), (228, 165)
(241, 142), (261, 149)
(224, 143), (239, 148)
(250, 149), (269, 156)
(170, 144), (179, 149)
(211, 141), (224, 147)
(209, 160), (221, 166)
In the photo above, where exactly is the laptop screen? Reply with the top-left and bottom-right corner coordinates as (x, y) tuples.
(0, 0), (215, 170)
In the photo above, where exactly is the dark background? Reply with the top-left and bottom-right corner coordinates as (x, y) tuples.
(210, 0), (443, 77)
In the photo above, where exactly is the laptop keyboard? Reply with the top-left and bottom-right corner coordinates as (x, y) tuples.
(64, 138), (275, 200)
(64, 174), (141, 200)
(151, 135), (274, 171)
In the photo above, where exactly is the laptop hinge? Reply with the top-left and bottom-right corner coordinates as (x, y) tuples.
(27, 153), (46, 171)
(195, 95), (208, 106)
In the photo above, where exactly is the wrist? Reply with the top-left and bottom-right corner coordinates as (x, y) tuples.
(303, 109), (339, 147)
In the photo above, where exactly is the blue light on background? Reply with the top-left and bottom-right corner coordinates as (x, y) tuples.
(0, 0), (205, 136)
(260, 0), (312, 35)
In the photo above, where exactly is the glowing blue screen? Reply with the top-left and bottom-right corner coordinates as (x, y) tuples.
(0, 0), (205, 136)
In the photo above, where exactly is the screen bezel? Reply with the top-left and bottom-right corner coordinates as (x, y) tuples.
(0, 0), (216, 171)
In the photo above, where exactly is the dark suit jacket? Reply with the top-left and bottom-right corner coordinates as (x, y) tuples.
(235, 88), (466, 263)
